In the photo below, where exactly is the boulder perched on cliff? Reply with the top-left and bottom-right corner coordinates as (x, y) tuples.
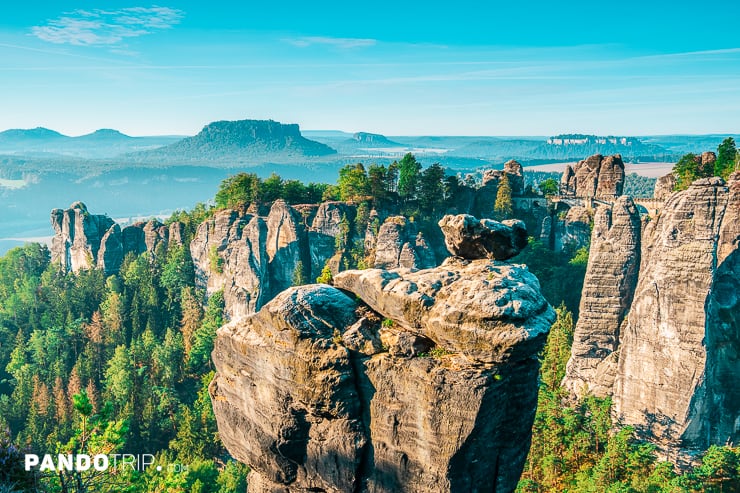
(51, 202), (115, 273)
(565, 176), (740, 467)
(562, 197), (641, 398)
(211, 254), (555, 492)
(438, 214), (527, 260)
(370, 216), (436, 270)
(560, 154), (625, 198)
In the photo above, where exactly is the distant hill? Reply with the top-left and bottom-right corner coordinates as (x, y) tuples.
(347, 132), (403, 147)
(77, 129), (134, 141)
(0, 127), (179, 159)
(136, 119), (337, 164)
(0, 127), (68, 143)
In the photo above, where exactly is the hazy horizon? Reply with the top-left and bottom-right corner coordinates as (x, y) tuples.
(1, 1), (739, 137)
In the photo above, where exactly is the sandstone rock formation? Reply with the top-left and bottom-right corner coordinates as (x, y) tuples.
(190, 209), (270, 320)
(560, 154), (625, 197)
(540, 205), (593, 254)
(51, 202), (115, 273)
(51, 202), (178, 274)
(307, 202), (354, 280)
(266, 200), (308, 296)
(370, 216), (436, 270)
(438, 214), (527, 260)
(472, 161), (524, 217)
(564, 176), (740, 466)
(210, 215), (555, 492)
(654, 173), (677, 200)
(562, 197), (641, 398)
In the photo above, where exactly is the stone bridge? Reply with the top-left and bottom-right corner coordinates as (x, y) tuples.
(550, 195), (664, 218)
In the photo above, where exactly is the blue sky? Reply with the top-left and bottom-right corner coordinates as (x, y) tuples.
(1, 1), (739, 136)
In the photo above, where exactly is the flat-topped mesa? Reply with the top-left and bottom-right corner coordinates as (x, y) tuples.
(438, 214), (527, 260)
(560, 153), (625, 198)
(210, 215), (555, 492)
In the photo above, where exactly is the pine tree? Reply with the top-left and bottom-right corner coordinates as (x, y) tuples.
(494, 174), (513, 219)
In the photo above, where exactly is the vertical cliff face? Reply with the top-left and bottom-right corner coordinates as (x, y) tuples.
(266, 199), (308, 296)
(565, 175), (740, 466)
(308, 202), (355, 280)
(210, 215), (555, 493)
(50, 202), (114, 273)
(370, 216), (436, 270)
(51, 202), (178, 274)
(190, 209), (270, 320)
(611, 176), (739, 464)
(562, 197), (641, 398)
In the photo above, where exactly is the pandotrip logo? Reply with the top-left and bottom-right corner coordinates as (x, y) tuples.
(23, 453), (187, 473)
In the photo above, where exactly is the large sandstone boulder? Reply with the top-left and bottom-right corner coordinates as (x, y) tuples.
(562, 197), (641, 398)
(438, 214), (527, 260)
(211, 259), (555, 492)
(560, 154), (625, 198)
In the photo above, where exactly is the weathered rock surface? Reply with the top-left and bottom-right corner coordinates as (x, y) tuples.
(565, 176), (740, 466)
(190, 209), (270, 320)
(560, 154), (625, 197)
(50, 202), (115, 273)
(50, 202), (183, 274)
(211, 242), (556, 492)
(307, 202), (355, 279)
(371, 216), (436, 270)
(266, 200), (308, 296)
(438, 214), (527, 260)
(472, 161), (524, 217)
(654, 173), (677, 200)
(540, 204), (593, 253)
(562, 197), (641, 398)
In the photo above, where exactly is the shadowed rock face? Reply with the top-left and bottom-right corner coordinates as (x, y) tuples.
(562, 197), (641, 398)
(564, 176), (740, 467)
(438, 214), (527, 260)
(210, 220), (555, 492)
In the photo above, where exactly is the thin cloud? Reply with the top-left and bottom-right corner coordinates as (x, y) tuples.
(285, 36), (377, 49)
(31, 6), (184, 46)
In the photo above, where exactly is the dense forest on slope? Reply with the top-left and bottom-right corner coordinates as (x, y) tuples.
(518, 307), (740, 493)
(1, 151), (738, 492)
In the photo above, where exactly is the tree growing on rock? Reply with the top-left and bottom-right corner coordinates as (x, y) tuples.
(495, 174), (514, 219)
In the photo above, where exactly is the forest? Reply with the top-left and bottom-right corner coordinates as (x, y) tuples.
(1, 150), (738, 492)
